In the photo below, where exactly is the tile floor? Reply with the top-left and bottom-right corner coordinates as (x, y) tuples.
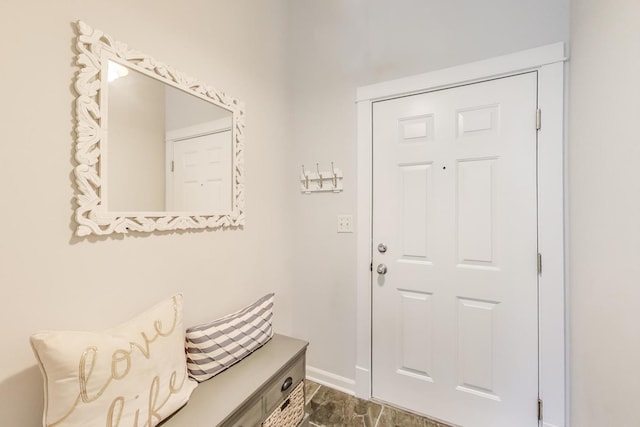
(304, 380), (454, 427)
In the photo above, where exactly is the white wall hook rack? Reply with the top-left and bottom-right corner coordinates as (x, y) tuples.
(300, 162), (343, 193)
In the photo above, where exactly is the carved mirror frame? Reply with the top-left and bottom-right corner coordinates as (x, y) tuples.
(73, 21), (245, 236)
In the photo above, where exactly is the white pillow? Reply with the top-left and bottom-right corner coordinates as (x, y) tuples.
(30, 294), (197, 427)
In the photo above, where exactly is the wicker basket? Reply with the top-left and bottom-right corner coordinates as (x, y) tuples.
(262, 380), (305, 427)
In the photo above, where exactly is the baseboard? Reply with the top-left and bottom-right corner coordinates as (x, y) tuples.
(306, 366), (356, 396)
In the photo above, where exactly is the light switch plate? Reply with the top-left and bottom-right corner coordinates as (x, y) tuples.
(337, 215), (353, 233)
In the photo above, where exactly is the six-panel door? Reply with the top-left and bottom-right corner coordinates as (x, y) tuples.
(372, 72), (539, 427)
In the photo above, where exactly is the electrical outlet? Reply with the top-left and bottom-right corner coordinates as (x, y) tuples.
(337, 215), (353, 233)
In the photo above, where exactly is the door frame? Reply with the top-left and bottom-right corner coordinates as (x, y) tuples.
(355, 43), (567, 427)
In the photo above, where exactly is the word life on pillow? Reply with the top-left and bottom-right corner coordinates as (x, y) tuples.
(30, 294), (197, 427)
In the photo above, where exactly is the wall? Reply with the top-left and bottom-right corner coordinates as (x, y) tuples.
(569, 0), (640, 425)
(0, 1), (293, 425)
(286, 0), (570, 388)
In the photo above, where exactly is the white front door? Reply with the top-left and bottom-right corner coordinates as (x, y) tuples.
(170, 130), (232, 212)
(372, 72), (539, 427)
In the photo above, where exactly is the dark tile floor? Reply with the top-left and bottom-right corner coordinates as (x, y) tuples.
(304, 380), (454, 427)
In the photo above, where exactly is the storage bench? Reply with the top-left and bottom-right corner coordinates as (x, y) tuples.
(160, 334), (309, 427)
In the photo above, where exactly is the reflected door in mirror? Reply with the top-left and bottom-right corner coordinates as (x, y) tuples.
(169, 130), (232, 212)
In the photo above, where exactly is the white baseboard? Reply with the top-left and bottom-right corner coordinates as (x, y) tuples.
(306, 366), (356, 396)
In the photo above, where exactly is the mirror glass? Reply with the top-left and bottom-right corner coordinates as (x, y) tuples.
(106, 60), (233, 214)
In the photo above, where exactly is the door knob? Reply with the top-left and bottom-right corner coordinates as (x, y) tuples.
(376, 264), (388, 275)
(377, 243), (387, 253)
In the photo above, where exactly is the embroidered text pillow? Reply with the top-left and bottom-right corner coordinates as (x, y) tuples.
(30, 294), (197, 427)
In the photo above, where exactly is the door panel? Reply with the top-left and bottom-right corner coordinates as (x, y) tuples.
(457, 158), (496, 267)
(398, 289), (434, 379)
(400, 163), (432, 259)
(170, 130), (231, 212)
(372, 73), (538, 427)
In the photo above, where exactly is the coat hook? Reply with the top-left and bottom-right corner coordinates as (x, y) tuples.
(301, 164), (309, 189)
(316, 162), (323, 188)
(331, 161), (338, 187)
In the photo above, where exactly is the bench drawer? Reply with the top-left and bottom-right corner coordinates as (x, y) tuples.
(263, 354), (305, 413)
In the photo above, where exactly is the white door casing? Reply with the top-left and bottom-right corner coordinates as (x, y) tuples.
(372, 73), (538, 426)
(356, 43), (566, 427)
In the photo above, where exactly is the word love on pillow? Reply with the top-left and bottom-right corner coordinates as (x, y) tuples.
(30, 294), (197, 427)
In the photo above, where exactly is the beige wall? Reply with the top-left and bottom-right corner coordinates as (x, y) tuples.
(569, 0), (640, 425)
(0, 1), (293, 425)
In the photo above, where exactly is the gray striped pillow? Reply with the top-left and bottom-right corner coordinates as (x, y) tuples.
(185, 293), (274, 382)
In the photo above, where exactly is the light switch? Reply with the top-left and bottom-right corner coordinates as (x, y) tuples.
(337, 215), (353, 233)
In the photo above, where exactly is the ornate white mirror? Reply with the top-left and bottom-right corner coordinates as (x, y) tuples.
(74, 21), (244, 236)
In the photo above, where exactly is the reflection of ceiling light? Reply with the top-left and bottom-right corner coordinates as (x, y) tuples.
(107, 61), (129, 82)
